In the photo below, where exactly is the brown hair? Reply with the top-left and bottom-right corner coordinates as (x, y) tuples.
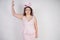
(23, 6), (33, 16)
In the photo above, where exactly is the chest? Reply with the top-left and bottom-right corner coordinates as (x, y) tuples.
(23, 16), (34, 23)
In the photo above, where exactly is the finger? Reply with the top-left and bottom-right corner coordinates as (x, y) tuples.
(12, 0), (14, 6)
(12, 1), (14, 4)
(12, 0), (14, 2)
(12, 0), (14, 4)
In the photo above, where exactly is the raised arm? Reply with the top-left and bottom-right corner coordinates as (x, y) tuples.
(12, 0), (23, 19)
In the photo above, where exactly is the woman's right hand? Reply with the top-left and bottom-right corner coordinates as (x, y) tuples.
(11, 0), (23, 19)
(12, 0), (14, 7)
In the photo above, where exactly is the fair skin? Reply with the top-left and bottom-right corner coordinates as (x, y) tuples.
(12, 0), (38, 38)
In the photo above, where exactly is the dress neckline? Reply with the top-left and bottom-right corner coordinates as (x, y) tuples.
(24, 16), (33, 22)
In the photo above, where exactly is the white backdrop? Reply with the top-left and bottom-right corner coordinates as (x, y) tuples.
(0, 0), (60, 40)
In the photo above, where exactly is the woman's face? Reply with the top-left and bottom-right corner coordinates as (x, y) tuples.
(25, 8), (31, 15)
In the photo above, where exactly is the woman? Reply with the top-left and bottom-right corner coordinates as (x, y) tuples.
(12, 0), (38, 40)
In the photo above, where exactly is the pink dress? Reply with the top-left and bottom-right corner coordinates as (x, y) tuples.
(22, 16), (35, 40)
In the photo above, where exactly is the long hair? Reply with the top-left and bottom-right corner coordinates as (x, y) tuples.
(23, 6), (33, 16)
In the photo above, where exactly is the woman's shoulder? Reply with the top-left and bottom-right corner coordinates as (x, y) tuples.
(23, 16), (25, 17)
(22, 16), (26, 20)
(33, 15), (36, 19)
(33, 15), (37, 22)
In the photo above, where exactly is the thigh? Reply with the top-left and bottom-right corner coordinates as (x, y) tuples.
(23, 33), (35, 40)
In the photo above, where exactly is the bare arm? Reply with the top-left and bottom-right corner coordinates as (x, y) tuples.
(12, 0), (23, 19)
(34, 16), (38, 38)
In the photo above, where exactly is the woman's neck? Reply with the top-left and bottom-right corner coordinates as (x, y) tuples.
(26, 14), (31, 17)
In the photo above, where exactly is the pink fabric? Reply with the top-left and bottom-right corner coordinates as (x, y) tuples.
(22, 16), (35, 40)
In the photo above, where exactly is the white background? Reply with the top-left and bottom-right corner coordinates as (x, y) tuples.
(0, 0), (60, 40)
